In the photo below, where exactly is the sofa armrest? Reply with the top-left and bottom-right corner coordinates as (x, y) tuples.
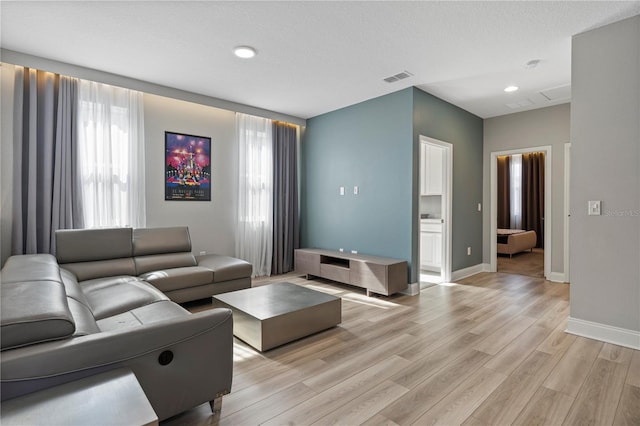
(1, 308), (234, 421)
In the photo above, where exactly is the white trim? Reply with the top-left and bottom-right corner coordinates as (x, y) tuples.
(402, 282), (421, 296)
(490, 146), (552, 279)
(566, 317), (640, 350)
(419, 135), (453, 283)
(564, 143), (571, 283)
(547, 272), (567, 283)
(451, 263), (490, 282)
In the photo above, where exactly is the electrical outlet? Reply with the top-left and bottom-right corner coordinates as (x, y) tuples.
(351, 250), (358, 254)
(467, 247), (471, 256)
(339, 248), (344, 252)
(477, 203), (482, 212)
(199, 251), (206, 255)
(354, 186), (359, 195)
(339, 186), (345, 196)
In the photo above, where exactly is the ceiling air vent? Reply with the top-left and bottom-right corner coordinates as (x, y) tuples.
(540, 84), (571, 101)
(384, 71), (413, 83)
(506, 99), (534, 109)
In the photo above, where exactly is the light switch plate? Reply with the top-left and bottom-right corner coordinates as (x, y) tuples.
(339, 186), (345, 196)
(588, 200), (601, 216)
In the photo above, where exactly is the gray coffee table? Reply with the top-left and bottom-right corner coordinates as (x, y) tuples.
(212, 282), (341, 351)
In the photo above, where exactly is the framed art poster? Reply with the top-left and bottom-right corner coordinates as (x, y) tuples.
(165, 131), (211, 201)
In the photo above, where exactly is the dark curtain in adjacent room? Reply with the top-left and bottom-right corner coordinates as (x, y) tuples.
(522, 152), (545, 248)
(497, 155), (511, 229)
(12, 67), (82, 255)
(271, 121), (299, 274)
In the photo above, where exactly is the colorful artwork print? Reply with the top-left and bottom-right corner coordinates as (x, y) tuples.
(165, 131), (211, 201)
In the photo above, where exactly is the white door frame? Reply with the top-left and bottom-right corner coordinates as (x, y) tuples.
(564, 143), (571, 283)
(419, 135), (452, 283)
(490, 145), (552, 278)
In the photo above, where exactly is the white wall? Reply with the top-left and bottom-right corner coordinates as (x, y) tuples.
(483, 103), (570, 279)
(568, 15), (640, 346)
(143, 94), (238, 257)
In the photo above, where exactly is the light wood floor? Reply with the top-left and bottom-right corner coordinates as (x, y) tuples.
(497, 248), (544, 279)
(166, 271), (640, 426)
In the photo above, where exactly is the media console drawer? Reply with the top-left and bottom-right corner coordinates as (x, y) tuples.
(320, 263), (350, 283)
(295, 248), (407, 296)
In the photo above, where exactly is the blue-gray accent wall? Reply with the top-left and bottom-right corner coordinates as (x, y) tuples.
(301, 87), (483, 283)
(301, 89), (414, 275)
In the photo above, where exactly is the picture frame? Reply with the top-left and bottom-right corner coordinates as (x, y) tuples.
(165, 131), (211, 201)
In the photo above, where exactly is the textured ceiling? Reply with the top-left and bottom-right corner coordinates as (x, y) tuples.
(2, 1), (640, 119)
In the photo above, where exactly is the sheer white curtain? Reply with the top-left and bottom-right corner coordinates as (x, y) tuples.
(236, 113), (273, 277)
(510, 153), (522, 229)
(77, 80), (146, 228)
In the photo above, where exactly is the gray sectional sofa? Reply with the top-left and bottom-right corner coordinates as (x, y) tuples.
(0, 226), (253, 421)
(56, 226), (252, 303)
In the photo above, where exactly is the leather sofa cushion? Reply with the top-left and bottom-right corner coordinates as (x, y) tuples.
(97, 300), (189, 332)
(1, 281), (75, 350)
(80, 277), (169, 320)
(133, 227), (192, 256)
(60, 258), (136, 282)
(134, 253), (197, 275)
(197, 254), (253, 282)
(0, 254), (61, 284)
(139, 267), (213, 293)
(56, 228), (133, 263)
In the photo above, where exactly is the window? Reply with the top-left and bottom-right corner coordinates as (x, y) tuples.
(238, 128), (272, 223)
(77, 80), (146, 228)
(510, 153), (522, 229)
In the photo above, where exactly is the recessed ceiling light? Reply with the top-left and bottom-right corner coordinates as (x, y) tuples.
(233, 46), (256, 59)
(504, 85), (519, 93)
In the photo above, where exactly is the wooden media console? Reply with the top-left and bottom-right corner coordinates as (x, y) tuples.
(294, 248), (408, 296)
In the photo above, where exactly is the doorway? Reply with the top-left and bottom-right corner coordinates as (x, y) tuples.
(490, 146), (552, 278)
(418, 136), (452, 285)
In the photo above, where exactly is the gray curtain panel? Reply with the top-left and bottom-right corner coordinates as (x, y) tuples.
(271, 122), (299, 274)
(12, 67), (81, 255)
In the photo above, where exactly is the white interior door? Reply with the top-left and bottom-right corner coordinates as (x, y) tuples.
(419, 136), (452, 284)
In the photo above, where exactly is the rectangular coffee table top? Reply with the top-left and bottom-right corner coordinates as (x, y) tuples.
(213, 282), (338, 320)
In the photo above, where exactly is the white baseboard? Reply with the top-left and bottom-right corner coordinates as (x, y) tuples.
(401, 282), (420, 296)
(566, 317), (640, 350)
(451, 263), (490, 282)
(547, 272), (567, 283)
